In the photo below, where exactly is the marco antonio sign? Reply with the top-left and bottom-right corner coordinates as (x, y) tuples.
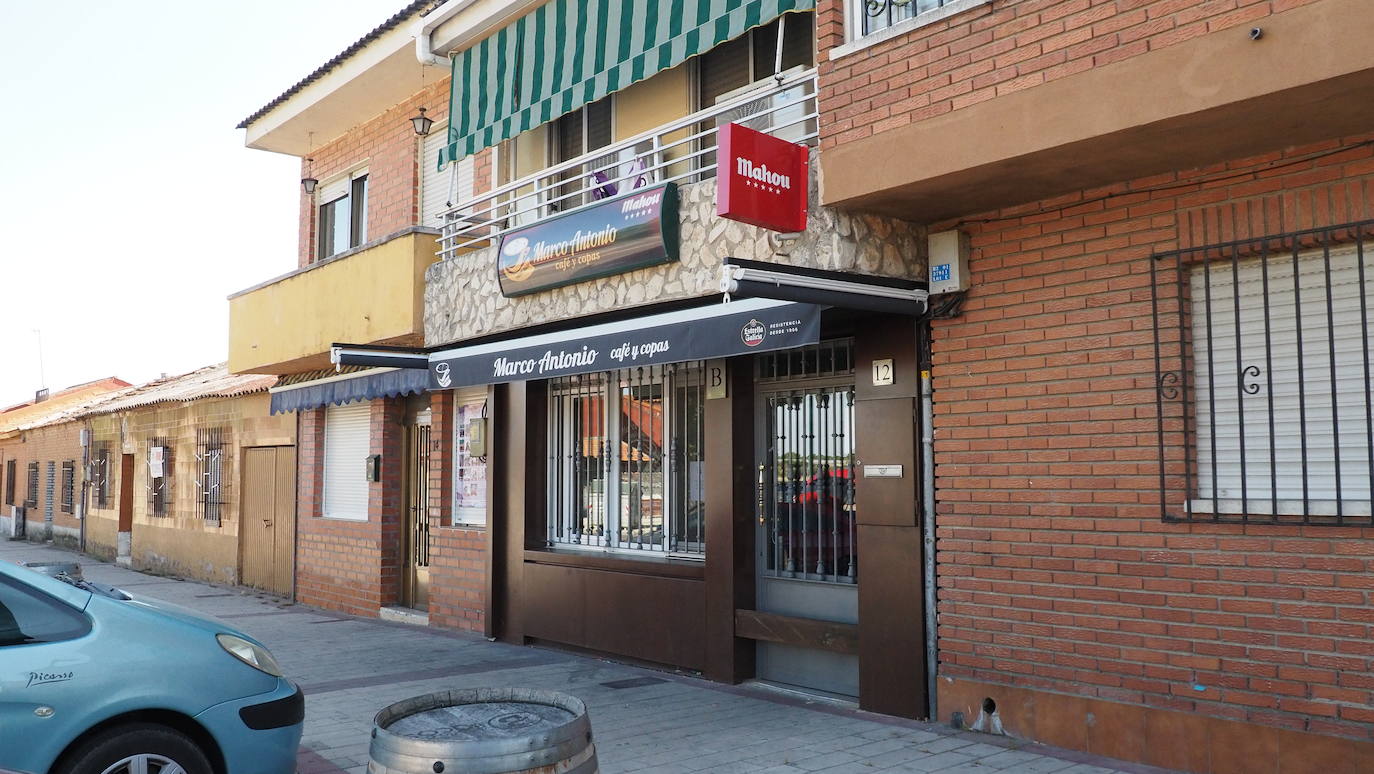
(497, 183), (679, 297)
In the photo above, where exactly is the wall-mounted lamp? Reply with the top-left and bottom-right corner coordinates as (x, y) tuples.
(411, 107), (434, 137)
(301, 157), (318, 194)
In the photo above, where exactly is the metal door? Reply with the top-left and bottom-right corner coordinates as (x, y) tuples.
(755, 341), (860, 697)
(404, 417), (432, 610)
(240, 446), (296, 596)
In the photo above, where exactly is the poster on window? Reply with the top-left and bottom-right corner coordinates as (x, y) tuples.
(454, 398), (487, 520)
(148, 446), (164, 479)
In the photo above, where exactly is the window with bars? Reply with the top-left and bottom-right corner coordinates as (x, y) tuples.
(25, 462), (38, 508)
(196, 429), (225, 525)
(148, 439), (173, 517)
(59, 462), (74, 514)
(547, 362), (707, 556)
(1151, 221), (1374, 524)
(92, 444), (111, 509)
(4, 459), (14, 506)
(852, 0), (986, 40)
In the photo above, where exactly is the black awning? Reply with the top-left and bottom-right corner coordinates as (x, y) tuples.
(719, 258), (929, 316)
(428, 298), (822, 389)
(269, 368), (429, 414)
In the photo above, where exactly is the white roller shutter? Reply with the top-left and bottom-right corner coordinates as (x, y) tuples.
(421, 123), (474, 228)
(1192, 244), (1374, 513)
(323, 402), (371, 521)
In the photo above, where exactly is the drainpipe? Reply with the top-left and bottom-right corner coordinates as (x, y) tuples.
(415, 0), (473, 67)
(919, 320), (938, 720)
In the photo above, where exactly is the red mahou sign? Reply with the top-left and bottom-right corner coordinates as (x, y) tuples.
(716, 122), (808, 233)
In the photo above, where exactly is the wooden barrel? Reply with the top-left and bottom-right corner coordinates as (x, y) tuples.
(369, 688), (597, 774)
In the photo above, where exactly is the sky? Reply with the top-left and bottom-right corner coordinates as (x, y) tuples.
(0, 0), (399, 408)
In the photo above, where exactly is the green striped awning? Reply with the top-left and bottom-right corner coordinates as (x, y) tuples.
(440, 0), (815, 166)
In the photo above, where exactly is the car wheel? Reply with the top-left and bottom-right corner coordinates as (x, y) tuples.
(56, 722), (213, 774)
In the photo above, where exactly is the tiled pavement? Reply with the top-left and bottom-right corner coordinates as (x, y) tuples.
(2, 540), (1180, 774)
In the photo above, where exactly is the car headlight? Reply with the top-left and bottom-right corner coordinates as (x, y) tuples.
(216, 633), (284, 677)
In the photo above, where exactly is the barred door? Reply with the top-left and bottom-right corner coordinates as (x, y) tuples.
(755, 340), (860, 698)
(405, 418), (432, 610)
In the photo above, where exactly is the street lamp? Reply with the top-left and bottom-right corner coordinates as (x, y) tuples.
(301, 157), (318, 194)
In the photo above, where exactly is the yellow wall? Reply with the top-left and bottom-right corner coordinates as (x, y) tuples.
(84, 393), (295, 585)
(228, 230), (438, 375)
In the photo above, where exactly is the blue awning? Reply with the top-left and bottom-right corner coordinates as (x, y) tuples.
(269, 368), (429, 415)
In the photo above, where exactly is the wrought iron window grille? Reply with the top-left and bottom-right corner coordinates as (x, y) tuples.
(547, 362), (707, 557)
(148, 438), (173, 517)
(195, 429), (225, 525)
(1151, 220), (1374, 525)
(60, 461), (75, 514)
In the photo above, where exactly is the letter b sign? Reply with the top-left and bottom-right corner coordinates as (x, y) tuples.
(706, 360), (727, 400)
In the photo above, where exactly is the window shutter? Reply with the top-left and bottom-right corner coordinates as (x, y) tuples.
(1193, 245), (1374, 506)
(316, 175), (352, 206)
(323, 402), (371, 520)
(421, 125), (474, 227)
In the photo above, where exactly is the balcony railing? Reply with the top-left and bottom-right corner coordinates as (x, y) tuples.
(438, 68), (818, 261)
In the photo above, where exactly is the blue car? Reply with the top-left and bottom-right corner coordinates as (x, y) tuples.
(0, 561), (302, 774)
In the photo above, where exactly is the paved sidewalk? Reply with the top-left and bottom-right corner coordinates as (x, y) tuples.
(3, 540), (1178, 774)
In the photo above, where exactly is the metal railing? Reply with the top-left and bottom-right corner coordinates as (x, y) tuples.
(1151, 220), (1374, 525)
(438, 68), (818, 261)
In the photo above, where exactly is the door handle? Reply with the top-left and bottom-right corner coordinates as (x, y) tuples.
(263, 519), (272, 527)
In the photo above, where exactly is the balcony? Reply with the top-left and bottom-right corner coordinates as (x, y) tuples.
(821, 0), (1374, 221)
(424, 69), (931, 347)
(438, 68), (820, 259)
(229, 228), (439, 374)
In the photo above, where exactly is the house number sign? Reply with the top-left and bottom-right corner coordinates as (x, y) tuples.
(871, 358), (894, 386)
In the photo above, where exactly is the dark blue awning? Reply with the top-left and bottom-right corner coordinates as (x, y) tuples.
(269, 368), (429, 415)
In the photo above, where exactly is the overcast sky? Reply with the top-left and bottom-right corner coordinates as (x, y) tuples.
(0, 1), (395, 408)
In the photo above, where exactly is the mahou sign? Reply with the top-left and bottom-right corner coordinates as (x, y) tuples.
(716, 122), (808, 233)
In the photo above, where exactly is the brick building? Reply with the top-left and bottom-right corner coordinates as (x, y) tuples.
(814, 0), (1374, 769)
(0, 377), (131, 545)
(228, 0), (1374, 770)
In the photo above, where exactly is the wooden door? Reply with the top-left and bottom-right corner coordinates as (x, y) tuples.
(117, 454), (134, 532)
(241, 446), (296, 597)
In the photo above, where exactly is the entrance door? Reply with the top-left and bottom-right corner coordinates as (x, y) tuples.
(240, 446), (296, 596)
(116, 454), (133, 559)
(755, 344), (860, 697)
(404, 414), (432, 610)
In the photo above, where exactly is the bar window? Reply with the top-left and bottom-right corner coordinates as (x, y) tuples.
(1152, 222), (1374, 524)
(547, 363), (707, 556)
(60, 462), (74, 514)
(196, 429), (225, 525)
(92, 444), (111, 509)
(4, 459), (14, 506)
(25, 462), (38, 509)
(148, 439), (173, 517)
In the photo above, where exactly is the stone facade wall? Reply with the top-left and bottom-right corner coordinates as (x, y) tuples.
(426, 161), (927, 345)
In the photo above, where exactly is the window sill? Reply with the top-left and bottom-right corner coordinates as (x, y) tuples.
(523, 548), (705, 580)
(440, 522), (487, 531)
(1187, 498), (1373, 519)
(829, 0), (993, 61)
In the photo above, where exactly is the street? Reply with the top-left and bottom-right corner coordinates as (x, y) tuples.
(2, 539), (1174, 774)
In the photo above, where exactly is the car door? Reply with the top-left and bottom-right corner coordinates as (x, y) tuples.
(0, 573), (94, 771)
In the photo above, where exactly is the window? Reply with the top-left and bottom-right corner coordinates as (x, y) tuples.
(452, 389), (489, 525)
(0, 575), (91, 647)
(421, 125), (476, 228)
(4, 459), (14, 506)
(317, 170), (369, 260)
(547, 363), (707, 556)
(697, 13), (814, 176)
(1152, 223), (1374, 524)
(59, 462), (74, 514)
(196, 429), (225, 525)
(148, 439), (172, 517)
(92, 444), (110, 509)
(852, 0), (987, 40)
(323, 402), (370, 521)
(551, 97), (614, 211)
(25, 462), (37, 509)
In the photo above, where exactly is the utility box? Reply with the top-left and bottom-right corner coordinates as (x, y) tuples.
(928, 229), (970, 295)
